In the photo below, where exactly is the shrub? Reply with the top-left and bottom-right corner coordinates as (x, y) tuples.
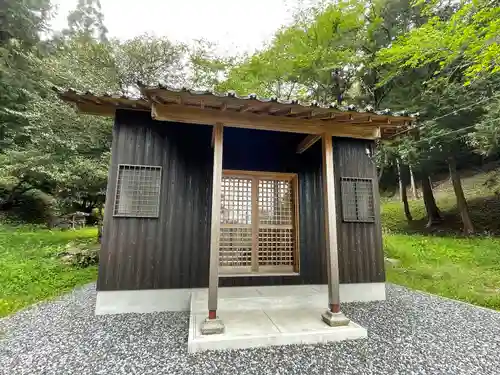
(71, 247), (99, 268)
(1, 189), (56, 224)
(59, 242), (100, 268)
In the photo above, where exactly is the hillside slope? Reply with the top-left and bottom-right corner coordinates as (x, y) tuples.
(383, 165), (500, 235)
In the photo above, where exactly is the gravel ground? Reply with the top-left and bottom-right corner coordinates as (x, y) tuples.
(1, 284), (499, 375)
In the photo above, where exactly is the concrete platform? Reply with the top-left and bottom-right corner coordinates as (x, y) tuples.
(188, 286), (367, 353)
(95, 283), (386, 315)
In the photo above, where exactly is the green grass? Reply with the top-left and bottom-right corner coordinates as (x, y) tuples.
(384, 233), (500, 310)
(0, 225), (98, 317)
(382, 167), (500, 310)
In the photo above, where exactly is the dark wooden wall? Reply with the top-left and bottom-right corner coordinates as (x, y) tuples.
(98, 110), (384, 291)
(98, 110), (213, 290)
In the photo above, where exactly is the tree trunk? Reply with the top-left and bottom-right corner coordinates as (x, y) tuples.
(409, 165), (419, 199)
(396, 159), (412, 222)
(97, 202), (104, 243)
(378, 165), (384, 182)
(421, 173), (442, 227)
(448, 157), (474, 235)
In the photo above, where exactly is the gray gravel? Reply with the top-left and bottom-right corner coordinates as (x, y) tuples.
(1, 284), (499, 375)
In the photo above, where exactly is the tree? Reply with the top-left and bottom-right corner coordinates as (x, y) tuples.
(0, 0), (51, 152)
(378, 0), (499, 85)
(396, 159), (413, 222)
(64, 0), (108, 42)
(374, 0), (500, 233)
(188, 39), (234, 91)
(219, 1), (364, 102)
(111, 34), (186, 94)
(0, 0), (115, 220)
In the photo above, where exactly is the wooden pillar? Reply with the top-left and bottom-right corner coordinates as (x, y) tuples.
(251, 177), (259, 272)
(201, 123), (225, 335)
(321, 133), (350, 326)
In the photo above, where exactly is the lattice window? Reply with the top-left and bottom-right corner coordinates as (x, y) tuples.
(258, 180), (293, 225)
(258, 228), (294, 267)
(258, 179), (295, 268)
(340, 177), (375, 223)
(220, 177), (252, 225)
(219, 228), (252, 269)
(219, 176), (253, 270)
(219, 171), (298, 274)
(114, 165), (162, 218)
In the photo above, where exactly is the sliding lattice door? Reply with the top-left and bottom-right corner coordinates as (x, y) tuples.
(219, 171), (299, 274)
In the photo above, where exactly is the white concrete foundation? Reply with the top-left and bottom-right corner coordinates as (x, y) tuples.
(95, 283), (386, 315)
(188, 288), (367, 353)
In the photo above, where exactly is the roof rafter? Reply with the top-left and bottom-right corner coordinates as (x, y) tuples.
(297, 135), (321, 154)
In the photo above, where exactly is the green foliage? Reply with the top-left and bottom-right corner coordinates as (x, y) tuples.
(374, 0), (500, 171)
(219, 1), (365, 101)
(469, 96), (500, 155)
(4, 189), (55, 223)
(63, 0), (108, 42)
(377, 0), (500, 84)
(1, 0), (225, 222)
(0, 225), (98, 317)
(188, 39), (235, 91)
(0, 0), (52, 151)
(112, 34), (187, 91)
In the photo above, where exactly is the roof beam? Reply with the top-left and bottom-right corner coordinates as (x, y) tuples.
(239, 104), (252, 112)
(288, 110), (314, 119)
(151, 103), (380, 140)
(252, 103), (273, 114)
(310, 111), (335, 120)
(75, 103), (116, 117)
(297, 135), (321, 154)
(151, 95), (166, 104)
(270, 107), (293, 116)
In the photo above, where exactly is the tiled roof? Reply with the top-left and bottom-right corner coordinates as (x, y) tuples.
(54, 84), (417, 119)
(53, 84), (417, 139)
(137, 83), (417, 118)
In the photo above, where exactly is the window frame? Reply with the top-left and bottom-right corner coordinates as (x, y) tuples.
(113, 164), (163, 218)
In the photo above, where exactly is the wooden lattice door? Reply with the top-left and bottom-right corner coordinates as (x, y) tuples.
(219, 171), (299, 274)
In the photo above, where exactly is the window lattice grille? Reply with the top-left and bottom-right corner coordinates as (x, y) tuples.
(258, 228), (294, 267)
(258, 179), (294, 268)
(218, 173), (297, 273)
(340, 177), (375, 223)
(258, 180), (293, 225)
(219, 228), (252, 268)
(114, 165), (162, 218)
(219, 176), (253, 269)
(220, 177), (252, 225)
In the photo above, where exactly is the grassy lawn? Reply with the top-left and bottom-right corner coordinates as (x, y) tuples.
(382, 169), (500, 310)
(384, 233), (500, 310)
(0, 225), (98, 317)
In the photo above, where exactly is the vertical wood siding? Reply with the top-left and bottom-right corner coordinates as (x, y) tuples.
(333, 139), (385, 283)
(99, 110), (213, 290)
(98, 111), (384, 290)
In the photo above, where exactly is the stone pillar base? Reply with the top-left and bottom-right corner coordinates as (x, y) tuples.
(200, 317), (225, 335)
(321, 310), (350, 327)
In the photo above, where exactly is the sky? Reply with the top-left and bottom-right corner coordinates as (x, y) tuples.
(49, 0), (316, 55)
